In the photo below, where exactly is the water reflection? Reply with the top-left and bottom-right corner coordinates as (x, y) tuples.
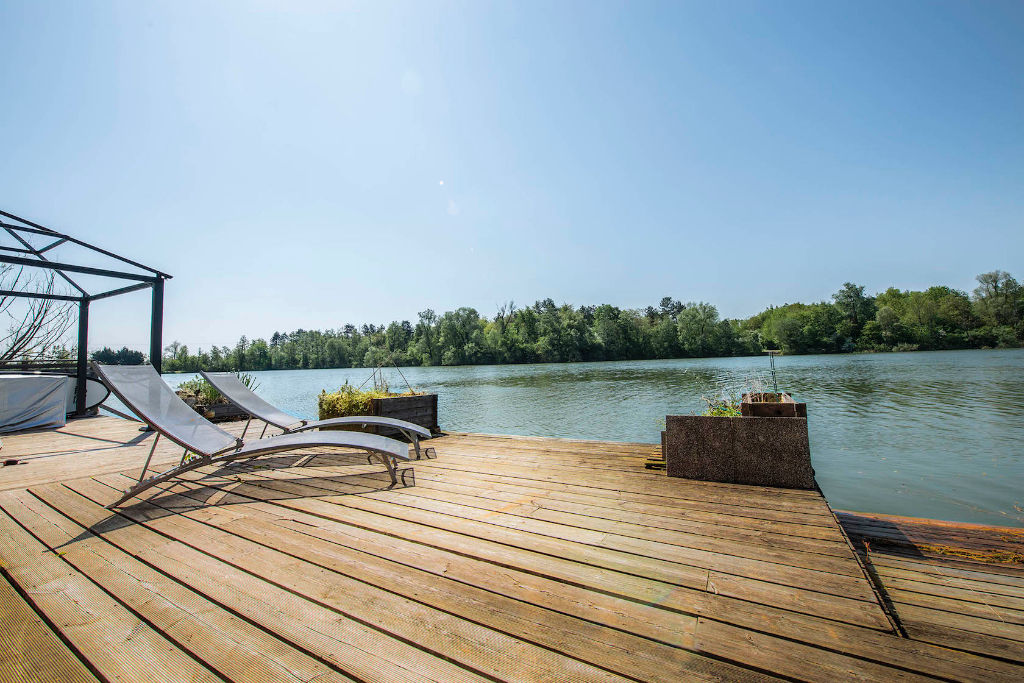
(165, 349), (1024, 528)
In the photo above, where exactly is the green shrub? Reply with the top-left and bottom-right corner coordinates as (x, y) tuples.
(318, 381), (417, 419)
(701, 395), (742, 417)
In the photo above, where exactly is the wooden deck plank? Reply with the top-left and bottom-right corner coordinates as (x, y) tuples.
(418, 448), (833, 515)
(869, 554), (1024, 589)
(1, 487), (356, 683)
(30, 481), (492, 683)
(119, 480), (781, 683)
(418, 465), (844, 538)
(98, 468), (1024, 681)
(165, 462), (886, 614)
(0, 493), (221, 683)
(221, 464), (879, 601)
(396, 469), (853, 553)
(347, 472), (861, 570)
(417, 457), (836, 525)
(62, 477), (647, 683)
(0, 563), (99, 683)
(898, 604), (1024, 661)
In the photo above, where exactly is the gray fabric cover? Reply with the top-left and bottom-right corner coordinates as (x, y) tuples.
(94, 364), (239, 457)
(0, 374), (67, 434)
(200, 372), (301, 429)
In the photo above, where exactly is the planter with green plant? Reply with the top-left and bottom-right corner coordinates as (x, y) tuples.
(663, 365), (814, 489)
(318, 381), (439, 437)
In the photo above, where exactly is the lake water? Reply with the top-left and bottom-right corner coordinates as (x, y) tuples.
(162, 349), (1024, 528)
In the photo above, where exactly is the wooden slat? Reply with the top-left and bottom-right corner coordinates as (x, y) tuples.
(898, 604), (1024, 661)
(0, 564), (98, 683)
(30, 481), (490, 683)
(1, 488), (356, 683)
(418, 465), (843, 538)
(864, 546), (1024, 665)
(399, 468), (853, 552)
(0, 494), (220, 683)
(211, 463), (880, 603)
(120, 481), (779, 682)
(417, 456), (836, 526)
(62, 477), (648, 683)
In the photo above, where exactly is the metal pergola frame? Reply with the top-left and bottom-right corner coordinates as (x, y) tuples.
(0, 208), (171, 415)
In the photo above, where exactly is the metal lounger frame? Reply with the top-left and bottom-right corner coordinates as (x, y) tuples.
(119, 430), (412, 509)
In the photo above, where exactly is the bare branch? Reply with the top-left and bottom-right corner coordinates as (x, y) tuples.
(0, 267), (76, 363)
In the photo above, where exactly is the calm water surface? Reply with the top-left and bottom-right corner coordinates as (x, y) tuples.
(165, 349), (1024, 527)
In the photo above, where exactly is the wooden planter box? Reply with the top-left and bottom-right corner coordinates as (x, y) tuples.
(200, 403), (249, 422)
(740, 392), (806, 418)
(664, 404), (815, 489)
(178, 394), (248, 423)
(369, 393), (439, 434)
(324, 394), (440, 440)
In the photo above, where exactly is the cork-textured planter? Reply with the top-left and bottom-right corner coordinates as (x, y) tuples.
(664, 412), (815, 489)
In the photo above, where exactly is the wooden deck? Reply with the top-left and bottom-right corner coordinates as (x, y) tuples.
(1, 416), (1022, 682)
(839, 511), (1024, 664)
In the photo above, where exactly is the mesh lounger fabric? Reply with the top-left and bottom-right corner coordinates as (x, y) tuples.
(200, 372), (301, 430)
(95, 364), (239, 457)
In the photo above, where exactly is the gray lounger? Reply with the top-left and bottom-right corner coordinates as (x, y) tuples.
(200, 371), (434, 459)
(94, 363), (413, 508)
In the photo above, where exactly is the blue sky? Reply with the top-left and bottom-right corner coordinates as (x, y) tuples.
(1, 1), (1021, 352)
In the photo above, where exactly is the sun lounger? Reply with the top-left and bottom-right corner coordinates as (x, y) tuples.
(199, 371), (434, 459)
(93, 363), (413, 508)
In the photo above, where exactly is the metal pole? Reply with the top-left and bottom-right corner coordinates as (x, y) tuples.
(75, 299), (89, 415)
(150, 279), (164, 373)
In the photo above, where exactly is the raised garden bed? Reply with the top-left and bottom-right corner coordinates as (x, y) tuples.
(319, 385), (439, 439)
(663, 392), (814, 489)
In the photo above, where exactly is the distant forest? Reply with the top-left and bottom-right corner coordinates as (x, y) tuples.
(94, 270), (1023, 372)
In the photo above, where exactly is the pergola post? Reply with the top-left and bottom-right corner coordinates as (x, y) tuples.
(75, 299), (89, 415)
(150, 278), (164, 373)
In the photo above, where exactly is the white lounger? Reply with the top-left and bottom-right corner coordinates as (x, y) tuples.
(94, 363), (413, 508)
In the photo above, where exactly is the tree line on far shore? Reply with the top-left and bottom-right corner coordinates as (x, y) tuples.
(94, 270), (1023, 372)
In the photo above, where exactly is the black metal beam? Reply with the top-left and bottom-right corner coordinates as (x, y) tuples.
(0, 212), (172, 279)
(0, 289), (84, 303)
(38, 237), (69, 253)
(0, 254), (159, 283)
(4, 227), (88, 295)
(88, 281), (153, 302)
(75, 300), (89, 415)
(0, 211), (60, 234)
(0, 245), (35, 254)
(150, 279), (164, 373)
